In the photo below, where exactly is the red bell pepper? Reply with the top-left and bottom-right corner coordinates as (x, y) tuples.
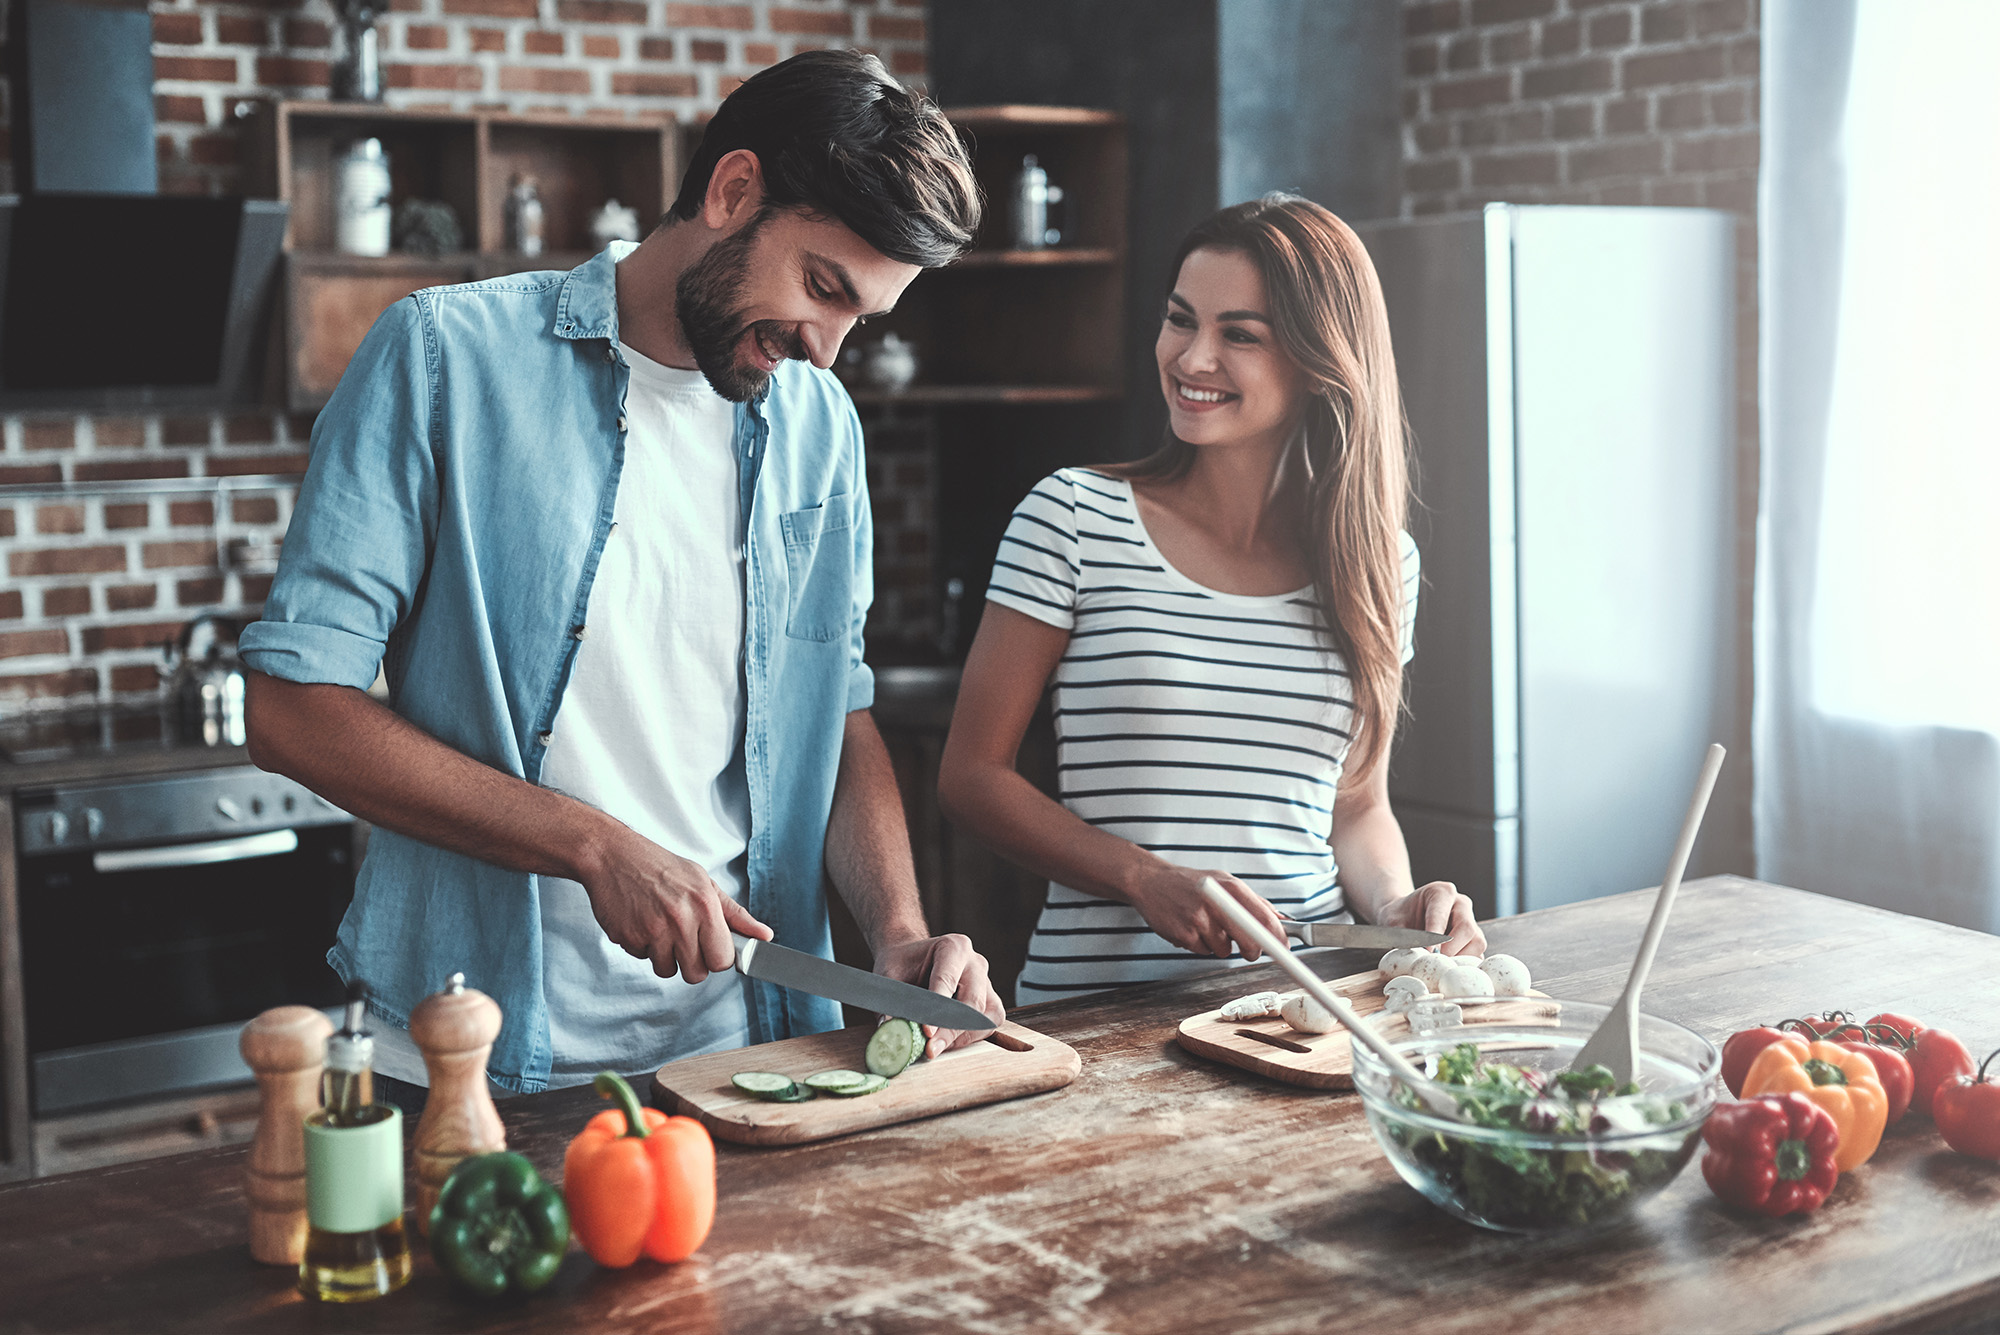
(1722, 1026), (1789, 1098)
(1933, 1048), (2000, 1161)
(1827, 1023), (1916, 1126)
(1700, 1093), (1841, 1217)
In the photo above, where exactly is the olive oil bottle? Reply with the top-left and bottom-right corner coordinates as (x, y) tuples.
(299, 981), (412, 1302)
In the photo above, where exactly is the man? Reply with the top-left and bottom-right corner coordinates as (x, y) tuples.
(241, 51), (1002, 1097)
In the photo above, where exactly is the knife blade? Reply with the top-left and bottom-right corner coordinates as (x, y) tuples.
(733, 936), (997, 1032)
(1280, 920), (1448, 950)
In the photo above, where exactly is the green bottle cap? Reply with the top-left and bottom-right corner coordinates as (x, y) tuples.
(304, 1107), (403, 1234)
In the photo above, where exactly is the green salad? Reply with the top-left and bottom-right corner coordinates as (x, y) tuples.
(1386, 1044), (1699, 1230)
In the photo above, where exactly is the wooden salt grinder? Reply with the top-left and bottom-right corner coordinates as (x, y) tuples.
(240, 1005), (336, 1266)
(410, 972), (506, 1235)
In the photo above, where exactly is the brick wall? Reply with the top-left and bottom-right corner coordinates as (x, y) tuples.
(0, 0), (931, 713)
(1399, 0), (1760, 871)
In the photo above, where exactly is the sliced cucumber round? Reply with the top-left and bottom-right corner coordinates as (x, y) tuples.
(865, 1017), (924, 1077)
(830, 1072), (891, 1097)
(732, 1071), (806, 1100)
(803, 1069), (873, 1093)
(764, 1082), (817, 1103)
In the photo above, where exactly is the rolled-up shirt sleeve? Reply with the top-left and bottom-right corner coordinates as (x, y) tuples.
(238, 296), (438, 690)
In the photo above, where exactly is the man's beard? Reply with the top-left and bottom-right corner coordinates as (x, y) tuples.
(675, 211), (807, 402)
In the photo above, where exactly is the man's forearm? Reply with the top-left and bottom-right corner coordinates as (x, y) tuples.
(824, 709), (931, 953)
(244, 670), (617, 883)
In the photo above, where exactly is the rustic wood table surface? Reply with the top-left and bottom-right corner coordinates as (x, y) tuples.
(3, 875), (1998, 1335)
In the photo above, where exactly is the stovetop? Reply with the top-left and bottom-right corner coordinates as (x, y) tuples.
(0, 703), (234, 766)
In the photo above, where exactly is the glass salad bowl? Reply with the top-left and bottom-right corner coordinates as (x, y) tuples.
(1349, 998), (1722, 1235)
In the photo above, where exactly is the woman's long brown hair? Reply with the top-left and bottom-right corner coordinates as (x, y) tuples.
(1121, 194), (1412, 786)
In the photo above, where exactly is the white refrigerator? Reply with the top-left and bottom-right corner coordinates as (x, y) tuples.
(1352, 205), (1740, 918)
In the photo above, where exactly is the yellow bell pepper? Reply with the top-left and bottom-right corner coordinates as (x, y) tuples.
(1742, 1035), (1887, 1171)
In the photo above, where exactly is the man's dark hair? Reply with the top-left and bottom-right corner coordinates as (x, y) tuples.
(669, 50), (982, 268)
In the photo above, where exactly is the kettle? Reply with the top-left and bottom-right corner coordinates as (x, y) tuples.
(164, 614), (248, 747)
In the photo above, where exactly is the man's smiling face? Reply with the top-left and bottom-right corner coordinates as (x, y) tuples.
(676, 204), (920, 402)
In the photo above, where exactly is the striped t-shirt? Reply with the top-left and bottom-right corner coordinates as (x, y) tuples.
(986, 468), (1419, 1000)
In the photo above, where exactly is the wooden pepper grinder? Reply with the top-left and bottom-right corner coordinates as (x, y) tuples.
(240, 1005), (337, 1266)
(410, 972), (506, 1235)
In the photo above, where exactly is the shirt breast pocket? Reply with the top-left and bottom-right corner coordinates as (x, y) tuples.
(780, 493), (856, 643)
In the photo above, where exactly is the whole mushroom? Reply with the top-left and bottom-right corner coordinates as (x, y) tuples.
(1439, 964), (1495, 999)
(1480, 954), (1533, 997)
(1408, 951), (1457, 992)
(1378, 947), (1427, 979)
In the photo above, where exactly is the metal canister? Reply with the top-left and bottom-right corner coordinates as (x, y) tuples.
(335, 138), (392, 257)
(1007, 154), (1064, 250)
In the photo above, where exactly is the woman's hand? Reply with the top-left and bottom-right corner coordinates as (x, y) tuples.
(1126, 864), (1288, 960)
(1375, 880), (1485, 956)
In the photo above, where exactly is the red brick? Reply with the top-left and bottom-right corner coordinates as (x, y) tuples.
(1414, 121), (1452, 152)
(1704, 175), (1756, 212)
(257, 56), (330, 85)
(111, 663), (162, 691)
(42, 587), (92, 617)
(1490, 27), (1533, 63)
(0, 464), (62, 486)
(107, 584), (159, 612)
(156, 55), (240, 82)
(869, 13), (922, 41)
(8, 545), (127, 577)
(287, 412), (318, 445)
(0, 508), (12, 539)
(582, 33), (621, 57)
(470, 26), (506, 50)
(1470, 0), (1554, 22)
(522, 30), (565, 54)
(742, 41), (777, 64)
(156, 94), (209, 124)
(887, 48), (924, 77)
(1406, 42), (1440, 77)
(1570, 139), (1667, 180)
(168, 499), (216, 526)
(556, 0), (649, 20)
(205, 452), (310, 477)
(718, 74), (747, 97)
(1623, 44), (1728, 89)
(1459, 114), (1502, 148)
(75, 459), (189, 482)
(1539, 16), (1581, 57)
(231, 495), (282, 524)
(223, 414), (274, 444)
(142, 540), (217, 570)
(0, 590), (19, 619)
(1552, 102), (1598, 138)
(1641, 2), (1691, 43)
(1405, 158), (1464, 194)
(1605, 96), (1651, 134)
(499, 66), (592, 93)
(153, 11), (204, 44)
(217, 15), (270, 45)
(189, 134), (238, 167)
(389, 63), (486, 90)
(1696, 0), (1750, 35)
(1445, 33), (1480, 71)
(1708, 86), (1752, 125)
(177, 577), (226, 605)
(1727, 35), (1759, 77)
(1672, 130), (1757, 172)
(0, 667), (97, 701)
(0, 628), (71, 659)
(241, 574), (276, 604)
(35, 504), (84, 535)
(1404, 0), (1464, 36)
(612, 71), (696, 96)
(287, 18), (333, 46)
(1651, 178), (1704, 206)
(443, 0), (539, 15)
(1584, 10), (1630, 47)
(82, 621), (186, 653)
(104, 503), (152, 530)
(405, 22), (449, 48)
(665, 3), (753, 29)
(687, 37), (724, 60)
(161, 415), (212, 446)
(1429, 73), (1513, 112)
(1522, 56), (1613, 99)
(94, 419), (147, 449)
(23, 420), (75, 451)
(1472, 149), (1560, 186)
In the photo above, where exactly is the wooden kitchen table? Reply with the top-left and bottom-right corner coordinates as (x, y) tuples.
(3, 875), (1998, 1335)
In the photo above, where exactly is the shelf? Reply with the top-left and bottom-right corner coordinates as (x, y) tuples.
(287, 249), (596, 275)
(946, 105), (1123, 130)
(949, 247), (1118, 269)
(845, 385), (1121, 406)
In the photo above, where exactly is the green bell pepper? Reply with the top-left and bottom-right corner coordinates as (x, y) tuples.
(428, 1151), (571, 1299)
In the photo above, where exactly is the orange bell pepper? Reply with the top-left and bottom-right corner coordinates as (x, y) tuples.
(563, 1071), (715, 1267)
(1742, 1035), (1887, 1172)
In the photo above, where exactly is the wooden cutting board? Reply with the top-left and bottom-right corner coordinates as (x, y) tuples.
(1176, 969), (1561, 1089)
(651, 1019), (1080, 1146)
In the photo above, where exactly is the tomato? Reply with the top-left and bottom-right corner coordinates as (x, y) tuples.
(1866, 1012), (1925, 1045)
(1827, 1025), (1915, 1125)
(1909, 1027), (1976, 1118)
(1933, 1050), (2000, 1160)
(1722, 1026), (1789, 1098)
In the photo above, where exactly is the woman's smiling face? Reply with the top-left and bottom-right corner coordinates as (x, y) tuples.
(1155, 246), (1309, 452)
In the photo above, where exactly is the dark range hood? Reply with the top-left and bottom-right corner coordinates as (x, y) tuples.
(1, 0), (287, 411)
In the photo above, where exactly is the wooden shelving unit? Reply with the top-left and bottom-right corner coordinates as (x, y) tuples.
(245, 102), (677, 411)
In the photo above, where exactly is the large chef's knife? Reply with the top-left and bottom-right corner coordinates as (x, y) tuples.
(1280, 920), (1447, 950)
(733, 936), (997, 1032)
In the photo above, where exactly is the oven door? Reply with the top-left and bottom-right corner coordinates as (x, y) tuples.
(19, 824), (354, 1114)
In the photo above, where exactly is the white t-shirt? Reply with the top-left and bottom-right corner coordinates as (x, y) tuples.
(373, 343), (754, 1089)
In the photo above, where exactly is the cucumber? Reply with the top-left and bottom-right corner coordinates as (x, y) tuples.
(865, 1018), (924, 1077)
(830, 1073), (891, 1097)
(732, 1071), (808, 1101)
(803, 1069), (873, 1093)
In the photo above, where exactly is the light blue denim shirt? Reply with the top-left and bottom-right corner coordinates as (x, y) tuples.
(239, 243), (869, 1090)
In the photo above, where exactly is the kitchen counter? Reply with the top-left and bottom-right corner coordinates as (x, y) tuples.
(3, 875), (1997, 1334)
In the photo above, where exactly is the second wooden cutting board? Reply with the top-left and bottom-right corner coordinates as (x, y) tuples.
(652, 1019), (1080, 1146)
(1176, 969), (1561, 1089)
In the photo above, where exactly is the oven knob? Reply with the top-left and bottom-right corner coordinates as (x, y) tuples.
(215, 796), (245, 822)
(42, 811), (69, 844)
(83, 808), (105, 840)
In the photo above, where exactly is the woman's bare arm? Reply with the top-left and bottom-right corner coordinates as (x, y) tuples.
(1329, 741), (1486, 955)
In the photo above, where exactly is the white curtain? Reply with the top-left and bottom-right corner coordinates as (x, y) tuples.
(1759, 0), (2000, 931)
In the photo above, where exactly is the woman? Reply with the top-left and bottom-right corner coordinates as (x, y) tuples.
(938, 195), (1485, 1002)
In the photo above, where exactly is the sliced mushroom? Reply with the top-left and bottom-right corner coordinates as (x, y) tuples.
(1280, 991), (1340, 1034)
(1219, 991), (1286, 1022)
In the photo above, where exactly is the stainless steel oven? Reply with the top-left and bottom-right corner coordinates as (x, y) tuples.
(14, 767), (355, 1114)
